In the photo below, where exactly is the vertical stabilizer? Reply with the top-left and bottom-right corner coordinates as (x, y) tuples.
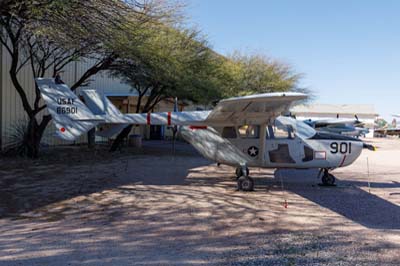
(35, 78), (102, 141)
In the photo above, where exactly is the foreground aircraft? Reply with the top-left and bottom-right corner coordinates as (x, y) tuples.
(303, 116), (369, 138)
(36, 78), (375, 191)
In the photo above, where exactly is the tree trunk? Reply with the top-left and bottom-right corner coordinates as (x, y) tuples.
(24, 115), (52, 158)
(87, 127), (96, 149)
(109, 125), (133, 152)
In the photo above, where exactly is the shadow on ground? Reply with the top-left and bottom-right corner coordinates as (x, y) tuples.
(0, 141), (205, 218)
(0, 141), (400, 266)
(275, 168), (400, 230)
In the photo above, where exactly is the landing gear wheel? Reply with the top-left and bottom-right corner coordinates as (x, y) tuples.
(322, 172), (336, 186)
(235, 166), (249, 179)
(237, 176), (254, 191)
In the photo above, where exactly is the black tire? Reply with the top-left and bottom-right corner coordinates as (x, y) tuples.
(322, 173), (336, 186)
(235, 166), (249, 179)
(237, 176), (254, 191)
(235, 167), (242, 178)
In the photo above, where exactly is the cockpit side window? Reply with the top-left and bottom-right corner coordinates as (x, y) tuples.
(267, 124), (293, 139)
(222, 127), (237, 139)
(268, 116), (317, 139)
(238, 125), (260, 139)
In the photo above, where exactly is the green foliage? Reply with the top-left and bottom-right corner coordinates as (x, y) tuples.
(0, 0), (184, 157)
(1, 0), (310, 156)
(111, 24), (223, 107)
(375, 118), (388, 129)
(224, 51), (307, 97)
(3, 119), (30, 156)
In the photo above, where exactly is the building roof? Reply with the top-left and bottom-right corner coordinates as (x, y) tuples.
(292, 104), (378, 116)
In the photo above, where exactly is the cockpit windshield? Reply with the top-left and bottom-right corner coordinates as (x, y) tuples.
(275, 116), (316, 139)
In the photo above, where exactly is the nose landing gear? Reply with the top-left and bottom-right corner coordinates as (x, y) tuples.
(236, 165), (254, 191)
(235, 166), (249, 179)
(319, 168), (336, 186)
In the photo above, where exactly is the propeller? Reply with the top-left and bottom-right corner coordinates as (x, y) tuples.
(354, 114), (365, 127)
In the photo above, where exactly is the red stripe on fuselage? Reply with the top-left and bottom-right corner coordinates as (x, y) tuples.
(167, 112), (171, 125)
(339, 155), (347, 167)
(147, 113), (151, 125)
(189, 125), (207, 130)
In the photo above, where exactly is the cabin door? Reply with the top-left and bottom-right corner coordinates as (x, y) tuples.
(264, 125), (302, 167)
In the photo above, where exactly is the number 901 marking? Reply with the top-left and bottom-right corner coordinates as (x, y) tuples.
(330, 142), (352, 154)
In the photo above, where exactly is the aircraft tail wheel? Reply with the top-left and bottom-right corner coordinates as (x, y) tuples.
(322, 172), (336, 186)
(235, 166), (249, 179)
(237, 176), (254, 191)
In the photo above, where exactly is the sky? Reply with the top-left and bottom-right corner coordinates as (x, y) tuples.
(186, 0), (400, 121)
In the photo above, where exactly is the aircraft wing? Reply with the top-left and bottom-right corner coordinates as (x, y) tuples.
(206, 92), (307, 125)
(313, 118), (358, 126)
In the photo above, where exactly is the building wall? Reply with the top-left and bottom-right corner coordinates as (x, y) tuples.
(0, 44), (188, 149)
(0, 44), (132, 150)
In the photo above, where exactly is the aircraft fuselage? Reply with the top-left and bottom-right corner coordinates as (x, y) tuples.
(180, 124), (363, 170)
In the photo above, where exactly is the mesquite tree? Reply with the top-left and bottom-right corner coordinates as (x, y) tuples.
(0, 0), (178, 157)
(226, 52), (309, 97)
(108, 26), (222, 151)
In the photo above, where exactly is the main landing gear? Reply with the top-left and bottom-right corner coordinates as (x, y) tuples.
(319, 168), (336, 186)
(235, 166), (249, 179)
(235, 165), (254, 191)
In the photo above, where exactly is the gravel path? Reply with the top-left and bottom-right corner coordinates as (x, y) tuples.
(0, 139), (399, 265)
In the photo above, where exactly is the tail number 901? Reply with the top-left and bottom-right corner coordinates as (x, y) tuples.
(330, 142), (352, 154)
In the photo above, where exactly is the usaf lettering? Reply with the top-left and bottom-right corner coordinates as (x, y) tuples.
(57, 98), (75, 105)
(56, 98), (77, 114)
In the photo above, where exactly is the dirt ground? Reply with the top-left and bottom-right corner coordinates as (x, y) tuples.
(0, 138), (399, 266)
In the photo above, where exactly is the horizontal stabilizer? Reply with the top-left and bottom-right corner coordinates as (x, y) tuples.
(81, 90), (126, 123)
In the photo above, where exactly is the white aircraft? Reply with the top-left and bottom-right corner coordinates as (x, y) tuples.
(36, 78), (375, 191)
(303, 116), (369, 138)
(375, 115), (400, 137)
